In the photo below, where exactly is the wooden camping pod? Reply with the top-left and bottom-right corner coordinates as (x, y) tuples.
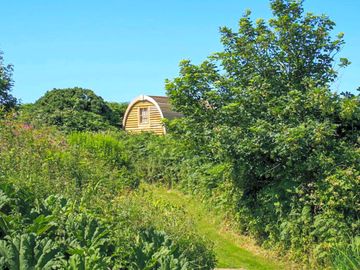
(122, 95), (182, 135)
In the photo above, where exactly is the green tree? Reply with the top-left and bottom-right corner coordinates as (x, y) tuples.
(167, 0), (350, 125)
(0, 51), (17, 113)
(28, 87), (116, 132)
(166, 0), (359, 264)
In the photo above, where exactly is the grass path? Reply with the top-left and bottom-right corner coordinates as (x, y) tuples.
(145, 185), (295, 270)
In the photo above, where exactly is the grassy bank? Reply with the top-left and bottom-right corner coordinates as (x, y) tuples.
(142, 184), (296, 270)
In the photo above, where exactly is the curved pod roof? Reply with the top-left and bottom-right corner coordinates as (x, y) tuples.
(122, 95), (182, 134)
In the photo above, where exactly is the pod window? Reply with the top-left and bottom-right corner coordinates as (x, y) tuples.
(139, 107), (149, 124)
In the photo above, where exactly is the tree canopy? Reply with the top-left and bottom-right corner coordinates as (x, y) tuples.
(25, 87), (125, 132)
(167, 0), (352, 122)
(166, 0), (358, 162)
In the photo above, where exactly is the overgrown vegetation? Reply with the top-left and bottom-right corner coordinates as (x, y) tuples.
(121, 128), (359, 268)
(1, 114), (358, 268)
(0, 120), (215, 269)
(0, 0), (359, 269)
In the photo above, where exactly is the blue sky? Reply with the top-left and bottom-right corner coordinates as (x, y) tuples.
(1, 0), (359, 103)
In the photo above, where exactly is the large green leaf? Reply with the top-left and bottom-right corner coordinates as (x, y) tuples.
(0, 233), (62, 270)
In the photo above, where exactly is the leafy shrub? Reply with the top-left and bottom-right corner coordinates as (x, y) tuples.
(128, 228), (190, 270)
(0, 233), (63, 270)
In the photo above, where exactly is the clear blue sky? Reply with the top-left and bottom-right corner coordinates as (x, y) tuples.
(1, 0), (359, 103)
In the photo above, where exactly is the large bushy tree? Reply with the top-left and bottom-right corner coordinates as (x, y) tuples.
(27, 87), (117, 132)
(0, 51), (17, 112)
(166, 0), (359, 264)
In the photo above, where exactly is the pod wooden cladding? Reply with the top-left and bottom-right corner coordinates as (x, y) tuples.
(123, 95), (182, 135)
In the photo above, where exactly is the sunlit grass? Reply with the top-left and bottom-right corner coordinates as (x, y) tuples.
(144, 184), (291, 270)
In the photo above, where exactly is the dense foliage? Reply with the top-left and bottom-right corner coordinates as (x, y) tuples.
(0, 0), (359, 269)
(123, 127), (360, 268)
(0, 51), (17, 113)
(106, 101), (129, 128)
(163, 0), (359, 267)
(0, 118), (215, 269)
(20, 88), (126, 132)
